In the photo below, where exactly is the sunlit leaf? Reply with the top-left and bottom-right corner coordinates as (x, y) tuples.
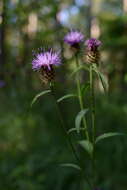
(57, 94), (77, 103)
(99, 72), (108, 92)
(60, 163), (82, 171)
(93, 66), (108, 93)
(95, 132), (125, 144)
(75, 109), (88, 133)
(79, 140), (93, 156)
(31, 90), (51, 107)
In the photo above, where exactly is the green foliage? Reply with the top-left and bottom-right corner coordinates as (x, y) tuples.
(67, 127), (85, 134)
(31, 90), (51, 107)
(75, 109), (89, 134)
(93, 65), (108, 93)
(57, 94), (77, 103)
(79, 140), (93, 156)
(60, 163), (81, 171)
(0, 87), (127, 189)
(1, 0), (127, 189)
(70, 65), (89, 78)
(95, 132), (125, 144)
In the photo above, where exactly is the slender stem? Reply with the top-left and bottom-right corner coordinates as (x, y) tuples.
(75, 55), (89, 141)
(89, 64), (96, 188)
(89, 65), (95, 144)
(50, 83), (79, 162)
(49, 82), (92, 189)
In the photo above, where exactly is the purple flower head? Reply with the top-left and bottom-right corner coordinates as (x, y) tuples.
(85, 38), (101, 51)
(64, 30), (84, 46)
(32, 49), (61, 71)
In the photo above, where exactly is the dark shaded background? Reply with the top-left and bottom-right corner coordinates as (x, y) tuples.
(0, 0), (127, 189)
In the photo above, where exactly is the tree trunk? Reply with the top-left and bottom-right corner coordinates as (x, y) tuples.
(0, 0), (8, 67)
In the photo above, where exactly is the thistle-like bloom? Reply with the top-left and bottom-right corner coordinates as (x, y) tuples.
(32, 49), (61, 71)
(64, 30), (84, 46)
(32, 49), (61, 84)
(85, 38), (101, 64)
(85, 38), (101, 51)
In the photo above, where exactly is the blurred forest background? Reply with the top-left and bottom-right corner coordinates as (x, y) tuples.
(0, 0), (127, 189)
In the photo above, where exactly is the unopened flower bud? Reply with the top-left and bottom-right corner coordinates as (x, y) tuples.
(85, 38), (101, 64)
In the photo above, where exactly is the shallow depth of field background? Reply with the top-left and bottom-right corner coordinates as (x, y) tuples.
(0, 0), (127, 189)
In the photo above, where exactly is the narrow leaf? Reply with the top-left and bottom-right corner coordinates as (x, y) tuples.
(57, 94), (77, 103)
(81, 82), (90, 96)
(60, 163), (81, 171)
(99, 72), (108, 92)
(70, 65), (89, 78)
(70, 66), (84, 77)
(68, 127), (85, 134)
(75, 109), (88, 133)
(93, 66), (108, 92)
(79, 140), (93, 156)
(95, 132), (125, 144)
(31, 90), (51, 107)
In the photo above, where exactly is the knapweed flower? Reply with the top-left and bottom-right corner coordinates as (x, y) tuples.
(64, 30), (84, 53)
(32, 49), (61, 84)
(85, 38), (101, 64)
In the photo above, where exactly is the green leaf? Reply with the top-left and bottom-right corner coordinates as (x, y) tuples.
(93, 66), (108, 93)
(68, 127), (85, 134)
(70, 65), (89, 78)
(81, 82), (90, 96)
(99, 72), (108, 92)
(75, 109), (88, 133)
(60, 163), (81, 171)
(95, 132), (125, 144)
(31, 90), (51, 107)
(57, 94), (77, 103)
(79, 140), (93, 156)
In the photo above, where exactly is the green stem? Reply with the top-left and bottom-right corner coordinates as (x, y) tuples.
(89, 64), (96, 188)
(50, 83), (79, 161)
(75, 55), (89, 141)
(49, 82), (92, 189)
